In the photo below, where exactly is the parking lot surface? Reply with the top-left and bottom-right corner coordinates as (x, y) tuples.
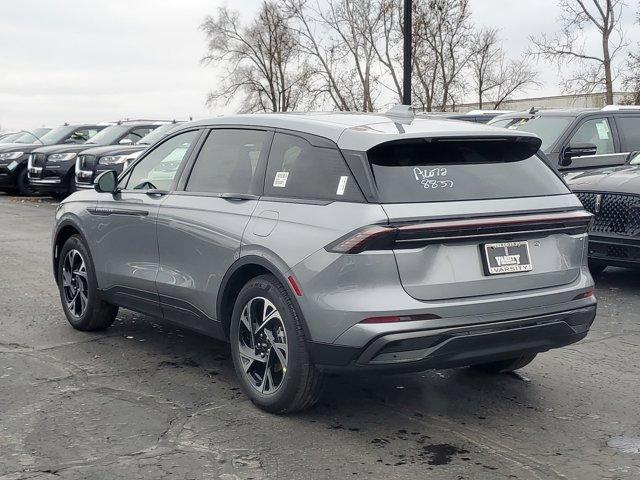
(0, 194), (639, 480)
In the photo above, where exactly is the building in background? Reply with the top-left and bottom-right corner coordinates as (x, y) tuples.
(440, 92), (634, 113)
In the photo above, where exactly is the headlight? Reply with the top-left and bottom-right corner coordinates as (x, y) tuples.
(0, 152), (24, 161)
(48, 152), (77, 162)
(98, 155), (128, 165)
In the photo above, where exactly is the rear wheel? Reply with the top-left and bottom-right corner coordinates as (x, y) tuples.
(470, 353), (537, 373)
(57, 235), (118, 331)
(230, 274), (322, 413)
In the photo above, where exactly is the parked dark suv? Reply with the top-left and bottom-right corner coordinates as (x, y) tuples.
(489, 106), (640, 174)
(75, 123), (181, 189)
(29, 121), (163, 198)
(52, 111), (595, 413)
(0, 126), (99, 196)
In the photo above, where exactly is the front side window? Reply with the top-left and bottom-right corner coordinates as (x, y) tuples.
(264, 133), (362, 201)
(186, 129), (268, 194)
(69, 128), (100, 144)
(367, 138), (569, 203)
(123, 127), (155, 144)
(568, 118), (614, 154)
(121, 130), (198, 191)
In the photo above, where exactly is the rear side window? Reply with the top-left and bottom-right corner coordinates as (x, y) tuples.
(367, 139), (569, 203)
(616, 116), (640, 151)
(264, 133), (363, 202)
(186, 129), (268, 194)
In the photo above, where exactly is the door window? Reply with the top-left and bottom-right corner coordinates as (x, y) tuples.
(616, 116), (640, 151)
(120, 130), (198, 191)
(185, 129), (268, 194)
(123, 127), (155, 144)
(264, 133), (363, 201)
(568, 118), (615, 155)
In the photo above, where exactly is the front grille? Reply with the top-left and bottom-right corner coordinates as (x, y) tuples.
(33, 153), (47, 167)
(78, 154), (96, 170)
(576, 192), (640, 237)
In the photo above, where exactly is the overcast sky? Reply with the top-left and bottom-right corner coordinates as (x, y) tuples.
(1, 0), (638, 130)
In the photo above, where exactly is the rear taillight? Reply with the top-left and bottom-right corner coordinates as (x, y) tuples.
(572, 289), (594, 301)
(325, 210), (593, 254)
(360, 313), (441, 324)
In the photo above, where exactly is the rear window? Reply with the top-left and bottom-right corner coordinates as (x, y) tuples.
(616, 116), (640, 151)
(264, 133), (363, 202)
(367, 139), (569, 203)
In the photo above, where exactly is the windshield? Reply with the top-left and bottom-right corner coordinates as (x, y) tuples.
(38, 126), (79, 145)
(489, 116), (573, 151)
(0, 133), (22, 144)
(366, 138), (568, 203)
(137, 124), (177, 145)
(84, 125), (129, 145)
(14, 128), (52, 144)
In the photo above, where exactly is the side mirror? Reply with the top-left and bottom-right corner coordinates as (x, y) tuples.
(627, 151), (640, 165)
(94, 170), (118, 194)
(561, 143), (598, 166)
(119, 138), (133, 145)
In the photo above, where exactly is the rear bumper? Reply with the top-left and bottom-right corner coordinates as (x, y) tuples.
(588, 234), (640, 267)
(309, 305), (596, 373)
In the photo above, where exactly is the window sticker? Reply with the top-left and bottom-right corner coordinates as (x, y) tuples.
(596, 121), (610, 140)
(273, 171), (289, 188)
(413, 167), (454, 189)
(336, 176), (349, 195)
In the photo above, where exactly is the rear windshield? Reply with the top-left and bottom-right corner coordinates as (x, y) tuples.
(366, 139), (568, 203)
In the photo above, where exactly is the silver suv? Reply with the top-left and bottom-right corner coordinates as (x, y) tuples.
(52, 111), (597, 413)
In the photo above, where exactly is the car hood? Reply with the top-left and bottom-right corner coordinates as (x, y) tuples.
(0, 143), (42, 153)
(567, 165), (640, 194)
(32, 144), (96, 155)
(79, 145), (146, 157)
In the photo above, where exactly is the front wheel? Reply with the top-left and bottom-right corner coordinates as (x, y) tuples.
(16, 167), (36, 196)
(230, 274), (322, 413)
(57, 235), (118, 331)
(469, 353), (537, 373)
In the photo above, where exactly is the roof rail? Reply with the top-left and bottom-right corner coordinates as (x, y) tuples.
(602, 105), (640, 111)
(466, 109), (513, 115)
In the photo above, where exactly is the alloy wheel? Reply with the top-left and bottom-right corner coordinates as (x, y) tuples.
(61, 249), (89, 318)
(237, 297), (288, 394)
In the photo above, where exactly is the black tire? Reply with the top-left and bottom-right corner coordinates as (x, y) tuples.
(589, 262), (607, 277)
(470, 353), (537, 374)
(15, 167), (35, 196)
(57, 235), (118, 331)
(230, 274), (322, 413)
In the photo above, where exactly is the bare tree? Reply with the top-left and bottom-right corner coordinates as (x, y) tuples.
(200, 2), (312, 113)
(470, 28), (539, 109)
(529, 0), (626, 104)
(413, 0), (474, 111)
(470, 28), (501, 109)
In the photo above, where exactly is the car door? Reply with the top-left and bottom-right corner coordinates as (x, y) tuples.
(155, 127), (271, 335)
(91, 129), (201, 318)
(560, 116), (628, 171)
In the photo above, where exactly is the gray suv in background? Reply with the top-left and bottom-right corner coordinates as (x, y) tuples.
(52, 111), (596, 413)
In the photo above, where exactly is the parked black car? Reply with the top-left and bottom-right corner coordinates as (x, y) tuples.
(0, 125), (102, 195)
(568, 153), (640, 274)
(29, 121), (164, 198)
(75, 123), (181, 189)
(489, 106), (640, 174)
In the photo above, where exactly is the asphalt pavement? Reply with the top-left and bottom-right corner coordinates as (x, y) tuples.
(0, 194), (639, 480)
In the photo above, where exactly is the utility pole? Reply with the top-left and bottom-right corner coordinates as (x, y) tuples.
(403, 0), (412, 106)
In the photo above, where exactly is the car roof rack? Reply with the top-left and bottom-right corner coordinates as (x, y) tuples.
(466, 109), (513, 115)
(602, 105), (640, 111)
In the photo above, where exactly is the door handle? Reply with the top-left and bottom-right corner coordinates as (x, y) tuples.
(220, 193), (259, 201)
(145, 189), (169, 197)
